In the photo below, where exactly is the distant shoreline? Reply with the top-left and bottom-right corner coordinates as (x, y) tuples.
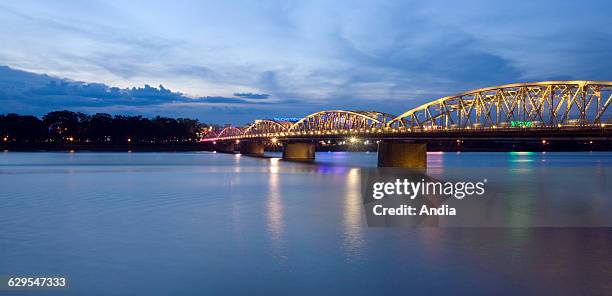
(1, 143), (211, 152)
(2, 141), (610, 152)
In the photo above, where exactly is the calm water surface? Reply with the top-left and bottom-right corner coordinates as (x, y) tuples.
(1, 151), (611, 295)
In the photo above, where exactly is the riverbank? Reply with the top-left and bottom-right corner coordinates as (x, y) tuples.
(2, 139), (611, 152)
(0, 143), (212, 152)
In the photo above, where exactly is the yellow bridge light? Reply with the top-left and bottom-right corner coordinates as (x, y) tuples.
(271, 138), (278, 143)
(236, 140), (240, 144)
(349, 137), (358, 143)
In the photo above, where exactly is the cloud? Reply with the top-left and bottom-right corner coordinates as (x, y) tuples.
(0, 66), (277, 120)
(20, 80), (186, 107)
(233, 92), (270, 99)
(172, 65), (219, 80)
(1, 1), (612, 123)
(195, 97), (256, 104)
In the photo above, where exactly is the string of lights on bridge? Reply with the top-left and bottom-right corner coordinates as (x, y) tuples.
(201, 81), (612, 143)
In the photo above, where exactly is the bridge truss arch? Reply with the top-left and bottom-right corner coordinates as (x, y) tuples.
(243, 120), (291, 137)
(386, 81), (612, 129)
(204, 126), (243, 140)
(288, 110), (399, 133)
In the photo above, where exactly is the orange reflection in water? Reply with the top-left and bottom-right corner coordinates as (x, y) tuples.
(343, 168), (364, 261)
(267, 158), (285, 258)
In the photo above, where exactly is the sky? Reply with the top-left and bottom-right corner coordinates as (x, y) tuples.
(0, 0), (611, 124)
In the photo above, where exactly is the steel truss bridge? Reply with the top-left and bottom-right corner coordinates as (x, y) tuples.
(202, 81), (611, 144)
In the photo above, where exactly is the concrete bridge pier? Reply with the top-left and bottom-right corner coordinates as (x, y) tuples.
(282, 142), (316, 161)
(215, 142), (236, 154)
(377, 141), (427, 168)
(240, 141), (265, 156)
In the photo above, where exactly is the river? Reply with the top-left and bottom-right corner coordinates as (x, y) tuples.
(1, 151), (611, 295)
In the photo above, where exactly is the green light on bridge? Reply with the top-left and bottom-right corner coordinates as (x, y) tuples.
(510, 121), (533, 127)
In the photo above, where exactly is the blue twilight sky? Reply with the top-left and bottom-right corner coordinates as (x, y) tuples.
(0, 0), (611, 124)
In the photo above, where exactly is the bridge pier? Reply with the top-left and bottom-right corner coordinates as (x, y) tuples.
(215, 142), (236, 153)
(282, 142), (316, 161)
(377, 142), (427, 169)
(239, 141), (265, 156)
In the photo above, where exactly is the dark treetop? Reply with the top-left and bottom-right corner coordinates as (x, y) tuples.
(1, 110), (209, 145)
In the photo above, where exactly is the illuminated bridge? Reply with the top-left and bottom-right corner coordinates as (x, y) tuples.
(202, 81), (612, 168)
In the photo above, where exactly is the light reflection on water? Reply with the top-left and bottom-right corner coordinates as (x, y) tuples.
(342, 168), (363, 262)
(267, 158), (284, 259)
(0, 151), (610, 295)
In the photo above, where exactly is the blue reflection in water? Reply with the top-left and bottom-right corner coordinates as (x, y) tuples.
(0, 151), (610, 295)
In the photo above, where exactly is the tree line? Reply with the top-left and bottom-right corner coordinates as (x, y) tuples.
(1, 110), (208, 145)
